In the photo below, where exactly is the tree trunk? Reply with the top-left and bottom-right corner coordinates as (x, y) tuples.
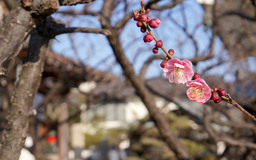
(0, 6), (33, 65)
(0, 29), (49, 160)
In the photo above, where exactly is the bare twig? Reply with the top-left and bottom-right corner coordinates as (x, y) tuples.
(204, 112), (256, 149)
(59, 0), (94, 6)
(220, 10), (256, 21)
(54, 27), (111, 36)
(146, 0), (183, 10)
(221, 94), (256, 122)
(139, 54), (165, 80)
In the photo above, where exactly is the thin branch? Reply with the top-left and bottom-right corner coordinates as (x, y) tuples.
(146, 0), (183, 10)
(204, 112), (256, 149)
(36, 81), (63, 111)
(54, 27), (111, 36)
(115, 12), (133, 29)
(169, 14), (199, 58)
(60, 0), (94, 6)
(56, 9), (98, 16)
(139, 54), (165, 80)
(189, 27), (216, 65)
(220, 10), (256, 21)
(221, 94), (256, 122)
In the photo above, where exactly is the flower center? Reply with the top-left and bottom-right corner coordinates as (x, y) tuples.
(174, 68), (184, 78)
(191, 87), (204, 99)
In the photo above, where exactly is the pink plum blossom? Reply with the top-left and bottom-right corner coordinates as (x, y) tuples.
(186, 78), (212, 103)
(163, 58), (194, 84)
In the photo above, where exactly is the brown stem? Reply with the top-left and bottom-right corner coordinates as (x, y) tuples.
(222, 94), (256, 122)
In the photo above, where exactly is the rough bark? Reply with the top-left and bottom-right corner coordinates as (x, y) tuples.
(0, 0), (94, 67)
(0, 29), (49, 160)
(100, 0), (190, 159)
(0, 5), (33, 65)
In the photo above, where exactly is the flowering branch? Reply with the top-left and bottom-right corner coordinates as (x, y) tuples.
(133, 1), (256, 123)
(132, 9), (173, 59)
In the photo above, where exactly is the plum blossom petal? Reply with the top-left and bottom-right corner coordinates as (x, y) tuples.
(183, 60), (192, 67)
(163, 58), (194, 84)
(186, 78), (212, 103)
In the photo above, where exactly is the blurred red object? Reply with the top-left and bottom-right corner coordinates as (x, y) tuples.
(47, 136), (57, 144)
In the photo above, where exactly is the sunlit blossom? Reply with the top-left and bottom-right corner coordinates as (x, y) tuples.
(186, 78), (212, 103)
(163, 58), (194, 84)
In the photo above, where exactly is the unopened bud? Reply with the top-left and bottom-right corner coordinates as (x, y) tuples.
(214, 98), (222, 103)
(160, 60), (167, 68)
(155, 40), (163, 48)
(212, 91), (220, 101)
(140, 26), (146, 33)
(217, 88), (226, 96)
(137, 21), (143, 27)
(140, 14), (148, 22)
(143, 34), (153, 42)
(168, 49), (174, 56)
(152, 47), (158, 54)
(193, 72), (200, 80)
(141, 1), (145, 7)
(134, 15), (140, 21)
(155, 18), (161, 24)
(145, 9), (150, 14)
(149, 19), (159, 28)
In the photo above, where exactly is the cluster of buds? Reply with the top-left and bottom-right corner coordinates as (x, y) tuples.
(133, 1), (167, 56)
(211, 88), (226, 103)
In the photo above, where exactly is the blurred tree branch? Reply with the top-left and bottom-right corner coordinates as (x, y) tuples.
(204, 112), (256, 149)
(221, 10), (256, 21)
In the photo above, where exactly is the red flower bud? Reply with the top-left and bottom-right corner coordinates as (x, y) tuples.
(193, 72), (200, 80)
(155, 18), (161, 24)
(143, 34), (153, 42)
(140, 14), (148, 22)
(141, 1), (145, 7)
(149, 19), (159, 28)
(152, 47), (158, 54)
(211, 91), (220, 101)
(134, 15), (140, 21)
(160, 60), (167, 68)
(217, 88), (226, 96)
(168, 49), (174, 56)
(155, 40), (163, 48)
(146, 9), (150, 14)
(140, 26), (146, 33)
(137, 21), (143, 27)
(214, 98), (222, 103)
